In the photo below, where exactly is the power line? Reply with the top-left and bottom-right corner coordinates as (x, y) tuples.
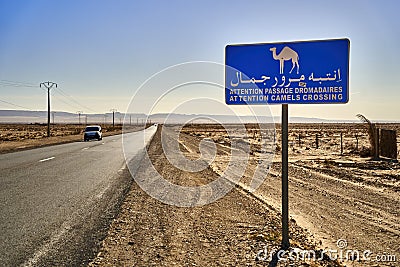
(0, 83), (36, 88)
(52, 91), (89, 111)
(51, 89), (97, 113)
(1, 79), (98, 113)
(0, 99), (34, 110)
(0, 79), (37, 88)
(53, 87), (97, 113)
(0, 79), (36, 85)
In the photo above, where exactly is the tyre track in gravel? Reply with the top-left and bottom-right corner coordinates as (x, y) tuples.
(286, 166), (400, 236)
(241, 161), (399, 266)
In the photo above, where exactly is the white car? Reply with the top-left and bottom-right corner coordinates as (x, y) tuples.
(83, 125), (102, 141)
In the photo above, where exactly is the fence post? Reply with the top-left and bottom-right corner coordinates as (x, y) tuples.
(355, 134), (359, 151)
(374, 128), (380, 160)
(340, 132), (343, 155)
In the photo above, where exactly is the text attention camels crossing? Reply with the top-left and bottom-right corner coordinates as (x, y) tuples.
(269, 46), (300, 74)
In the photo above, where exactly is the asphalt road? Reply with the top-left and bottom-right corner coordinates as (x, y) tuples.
(0, 125), (157, 266)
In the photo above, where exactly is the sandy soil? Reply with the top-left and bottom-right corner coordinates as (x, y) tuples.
(181, 123), (399, 267)
(90, 126), (342, 267)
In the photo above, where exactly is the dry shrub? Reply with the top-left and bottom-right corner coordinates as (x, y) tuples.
(356, 114), (378, 158)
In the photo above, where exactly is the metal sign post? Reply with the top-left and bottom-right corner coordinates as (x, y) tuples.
(225, 38), (350, 249)
(281, 103), (289, 248)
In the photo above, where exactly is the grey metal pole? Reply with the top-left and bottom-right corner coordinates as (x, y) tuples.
(40, 81), (57, 137)
(47, 87), (50, 136)
(77, 111), (83, 125)
(110, 109), (117, 127)
(281, 104), (290, 249)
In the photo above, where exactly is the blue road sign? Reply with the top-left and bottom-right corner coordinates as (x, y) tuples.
(225, 38), (349, 105)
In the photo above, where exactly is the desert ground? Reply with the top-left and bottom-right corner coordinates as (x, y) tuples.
(90, 123), (399, 266)
(1, 123), (398, 266)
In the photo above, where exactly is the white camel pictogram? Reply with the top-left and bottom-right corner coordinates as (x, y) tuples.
(269, 46), (299, 74)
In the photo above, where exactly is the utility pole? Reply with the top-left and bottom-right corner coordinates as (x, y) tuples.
(110, 109), (117, 127)
(77, 111), (83, 124)
(40, 81), (57, 137)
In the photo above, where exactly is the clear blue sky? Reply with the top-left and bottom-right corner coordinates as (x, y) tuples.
(0, 0), (399, 120)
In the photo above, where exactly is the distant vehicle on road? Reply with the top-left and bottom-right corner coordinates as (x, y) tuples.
(84, 125), (102, 141)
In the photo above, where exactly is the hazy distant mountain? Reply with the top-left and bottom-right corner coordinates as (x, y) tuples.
(0, 109), (366, 124)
